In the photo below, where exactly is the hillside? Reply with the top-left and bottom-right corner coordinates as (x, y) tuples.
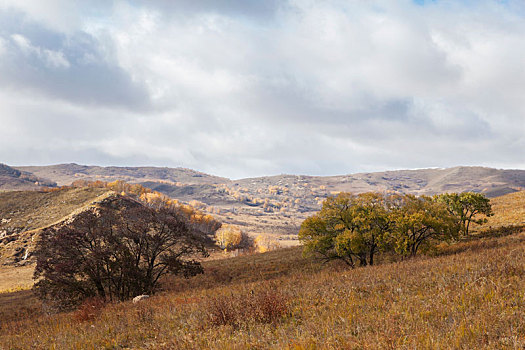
(6, 164), (525, 245)
(0, 187), (522, 290)
(1, 227), (523, 348)
(15, 165), (525, 198)
(0, 187), (112, 266)
(483, 190), (525, 229)
(0, 163), (56, 191)
(0, 176), (523, 348)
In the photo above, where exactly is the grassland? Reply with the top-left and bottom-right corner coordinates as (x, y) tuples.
(0, 265), (34, 293)
(0, 190), (523, 349)
(484, 190), (525, 229)
(0, 227), (523, 349)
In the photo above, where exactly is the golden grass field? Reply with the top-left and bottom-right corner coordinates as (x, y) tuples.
(0, 228), (523, 349)
(0, 265), (34, 293)
(0, 191), (523, 349)
(483, 191), (525, 229)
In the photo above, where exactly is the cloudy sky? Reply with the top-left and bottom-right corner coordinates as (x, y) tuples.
(0, 0), (524, 178)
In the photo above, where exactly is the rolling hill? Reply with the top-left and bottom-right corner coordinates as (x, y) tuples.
(0, 187), (113, 266)
(17, 163), (227, 187)
(0, 163), (56, 191)
(5, 164), (525, 243)
(14, 164), (525, 198)
(0, 169), (524, 348)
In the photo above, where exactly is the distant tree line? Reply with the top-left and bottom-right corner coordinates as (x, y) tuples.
(299, 192), (493, 267)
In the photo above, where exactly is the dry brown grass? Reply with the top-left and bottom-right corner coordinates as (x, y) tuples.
(0, 228), (524, 349)
(0, 190), (523, 348)
(483, 190), (525, 228)
(0, 265), (34, 293)
(205, 282), (290, 328)
(0, 187), (111, 266)
(0, 289), (42, 324)
(0, 187), (110, 231)
(447, 190), (525, 239)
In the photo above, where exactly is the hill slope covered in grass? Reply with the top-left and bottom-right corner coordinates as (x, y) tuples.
(15, 164), (525, 198)
(0, 189), (524, 348)
(0, 228), (523, 349)
(0, 187), (111, 267)
(483, 190), (525, 229)
(17, 163), (228, 187)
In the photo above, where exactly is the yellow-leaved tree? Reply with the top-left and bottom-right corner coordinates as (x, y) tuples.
(215, 225), (254, 252)
(254, 234), (281, 253)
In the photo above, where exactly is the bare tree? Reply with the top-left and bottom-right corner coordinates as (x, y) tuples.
(33, 197), (210, 310)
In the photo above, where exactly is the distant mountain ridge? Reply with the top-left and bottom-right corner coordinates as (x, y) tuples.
(0, 164), (56, 191)
(12, 163), (525, 197)
(17, 163), (227, 187)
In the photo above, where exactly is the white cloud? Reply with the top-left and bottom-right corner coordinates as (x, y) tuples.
(0, 36), (6, 56)
(11, 33), (70, 68)
(0, 0), (524, 177)
(0, 0), (108, 33)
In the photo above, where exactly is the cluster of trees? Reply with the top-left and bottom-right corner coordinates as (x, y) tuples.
(299, 192), (493, 267)
(214, 224), (254, 252)
(214, 225), (281, 254)
(33, 197), (216, 311)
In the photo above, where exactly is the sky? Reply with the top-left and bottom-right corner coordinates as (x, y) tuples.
(0, 0), (524, 179)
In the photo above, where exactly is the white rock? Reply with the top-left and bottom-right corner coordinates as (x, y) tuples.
(132, 295), (150, 303)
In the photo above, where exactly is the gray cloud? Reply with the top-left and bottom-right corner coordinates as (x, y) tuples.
(136, 0), (286, 21)
(0, 0), (524, 178)
(0, 10), (150, 109)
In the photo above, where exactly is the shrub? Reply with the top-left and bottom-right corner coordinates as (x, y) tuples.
(205, 283), (289, 328)
(215, 225), (254, 252)
(73, 297), (106, 322)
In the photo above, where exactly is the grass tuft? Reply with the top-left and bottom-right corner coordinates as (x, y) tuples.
(205, 282), (290, 328)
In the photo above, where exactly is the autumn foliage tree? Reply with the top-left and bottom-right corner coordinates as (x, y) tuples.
(391, 195), (459, 256)
(435, 192), (493, 235)
(71, 179), (221, 237)
(299, 193), (398, 267)
(335, 192), (398, 265)
(215, 224), (254, 252)
(299, 192), (465, 266)
(33, 196), (210, 310)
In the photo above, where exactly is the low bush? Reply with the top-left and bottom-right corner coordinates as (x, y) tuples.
(206, 282), (290, 328)
(73, 297), (106, 322)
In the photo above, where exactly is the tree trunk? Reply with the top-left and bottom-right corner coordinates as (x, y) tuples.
(358, 253), (367, 266)
(369, 247), (375, 266)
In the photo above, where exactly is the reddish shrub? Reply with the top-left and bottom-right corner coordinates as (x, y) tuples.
(73, 297), (106, 322)
(206, 296), (238, 327)
(252, 288), (289, 324)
